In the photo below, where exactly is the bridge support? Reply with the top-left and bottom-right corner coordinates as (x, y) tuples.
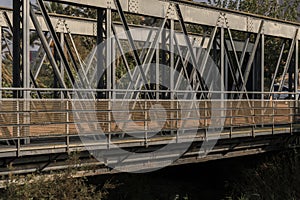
(13, 0), (21, 98)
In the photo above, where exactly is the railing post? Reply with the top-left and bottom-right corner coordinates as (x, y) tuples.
(176, 100), (179, 143)
(290, 101), (293, 135)
(252, 100), (255, 126)
(204, 100), (208, 141)
(16, 138), (21, 157)
(66, 100), (70, 154)
(107, 100), (111, 149)
(16, 100), (20, 138)
(230, 101), (233, 139)
(272, 100), (275, 135)
(144, 100), (148, 147)
(66, 100), (70, 135)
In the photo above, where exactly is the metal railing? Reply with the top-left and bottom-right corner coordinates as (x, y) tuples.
(0, 97), (298, 140)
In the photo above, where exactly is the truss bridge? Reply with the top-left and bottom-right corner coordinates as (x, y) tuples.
(0, 0), (300, 176)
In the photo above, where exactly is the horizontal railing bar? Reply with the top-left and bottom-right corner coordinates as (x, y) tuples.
(0, 87), (299, 95)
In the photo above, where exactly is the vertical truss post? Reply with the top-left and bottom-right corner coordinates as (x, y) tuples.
(13, 0), (21, 98)
(112, 38), (116, 99)
(23, 0), (30, 99)
(170, 19), (174, 99)
(221, 27), (225, 101)
(225, 54), (229, 92)
(0, 25), (2, 99)
(289, 62), (293, 99)
(60, 32), (65, 99)
(170, 19), (175, 135)
(53, 47), (60, 98)
(295, 36), (299, 100)
(261, 33), (265, 127)
(162, 24), (167, 99)
(261, 34), (265, 100)
(97, 9), (105, 99)
(156, 45), (160, 99)
(23, 0), (31, 140)
(106, 8), (112, 99)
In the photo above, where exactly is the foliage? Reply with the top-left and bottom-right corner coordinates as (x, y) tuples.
(207, 0), (299, 22)
(1, 153), (108, 200)
(226, 150), (300, 200)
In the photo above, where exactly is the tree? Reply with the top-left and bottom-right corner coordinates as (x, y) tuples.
(207, 0), (299, 22)
(206, 0), (299, 90)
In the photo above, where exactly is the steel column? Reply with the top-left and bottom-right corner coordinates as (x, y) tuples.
(60, 32), (65, 99)
(13, 0), (21, 98)
(221, 27), (225, 100)
(97, 9), (105, 99)
(170, 19), (175, 99)
(161, 25), (166, 99)
(261, 34), (265, 100)
(23, 0), (30, 99)
(156, 45), (159, 99)
(106, 8), (112, 99)
(0, 26), (2, 99)
(296, 37), (299, 100)
(23, 0), (31, 140)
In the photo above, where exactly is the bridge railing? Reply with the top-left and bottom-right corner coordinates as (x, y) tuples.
(0, 97), (298, 140)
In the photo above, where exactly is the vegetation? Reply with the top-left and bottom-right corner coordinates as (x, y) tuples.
(207, 0), (299, 21)
(226, 149), (300, 200)
(1, 153), (112, 200)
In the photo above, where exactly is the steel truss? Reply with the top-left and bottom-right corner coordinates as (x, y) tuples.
(0, 0), (297, 98)
(0, 0), (299, 173)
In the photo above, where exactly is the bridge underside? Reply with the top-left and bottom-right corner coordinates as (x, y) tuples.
(0, 0), (300, 175)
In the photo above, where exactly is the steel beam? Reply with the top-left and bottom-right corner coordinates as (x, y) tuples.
(2, 8), (97, 36)
(0, 8), (255, 53)
(52, 0), (300, 39)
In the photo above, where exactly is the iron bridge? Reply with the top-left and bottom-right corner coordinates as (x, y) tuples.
(0, 0), (299, 175)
